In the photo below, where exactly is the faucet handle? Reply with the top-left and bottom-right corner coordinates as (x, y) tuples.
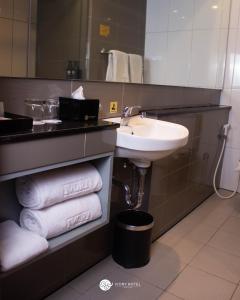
(122, 106), (129, 114)
(122, 105), (141, 117)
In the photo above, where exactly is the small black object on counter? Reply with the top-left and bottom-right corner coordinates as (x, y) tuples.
(0, 113), (33, 135)
(59, 98), (99, 121)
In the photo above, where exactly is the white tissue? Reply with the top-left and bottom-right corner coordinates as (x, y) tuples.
(71, 86), (85, 100)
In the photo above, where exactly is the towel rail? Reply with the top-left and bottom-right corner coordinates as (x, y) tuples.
(100, 48), (111, 54)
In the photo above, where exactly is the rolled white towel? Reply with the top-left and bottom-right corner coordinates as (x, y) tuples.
(16, 163), (102, 209)
(20, 193), (102, 239)
(0, 220), (48, 272)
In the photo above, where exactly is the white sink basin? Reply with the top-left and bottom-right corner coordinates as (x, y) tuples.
(105, 115), (189, 167)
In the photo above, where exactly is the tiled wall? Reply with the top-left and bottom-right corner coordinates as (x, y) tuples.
(0, 77), (221, 118)
(36, 0), (85, 80)
(220, 0), (240, 192)
(144, 0), (230, 88)
(0, 0), (37, 78)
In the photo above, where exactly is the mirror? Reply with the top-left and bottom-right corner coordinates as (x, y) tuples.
(0, 0), (231, 89)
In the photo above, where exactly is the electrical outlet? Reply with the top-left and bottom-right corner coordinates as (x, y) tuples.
(110, 101), (118, 113)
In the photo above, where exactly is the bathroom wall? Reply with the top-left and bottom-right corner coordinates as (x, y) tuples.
(0, 77), (226, 298)
(0, 0), (37, 78)
(0, 77), (221, 119)
(144, 0), (230, 88)
(148, 108), (229, 240)
(220, 0), (240, 192)
(87, 0), (146, 81)
(36, 0), (85, 79)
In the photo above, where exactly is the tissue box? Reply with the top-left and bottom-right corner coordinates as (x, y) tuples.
(59, 98), (99, 121)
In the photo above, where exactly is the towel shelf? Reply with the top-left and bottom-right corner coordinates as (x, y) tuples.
(0, 127), (116, 300)
(0, 153), (113, 251)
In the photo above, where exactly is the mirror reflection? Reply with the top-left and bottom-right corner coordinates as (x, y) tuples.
(0, 0), (231, 88)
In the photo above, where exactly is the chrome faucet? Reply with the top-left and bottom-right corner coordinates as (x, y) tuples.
(121, 106), (141, 126)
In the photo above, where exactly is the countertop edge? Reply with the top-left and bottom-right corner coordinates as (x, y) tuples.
(0, 105), (231, 144)
(144, 105), (231, 117)
(0, 122), (119, 145)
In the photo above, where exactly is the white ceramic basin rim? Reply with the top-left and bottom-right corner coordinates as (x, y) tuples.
(104, 115), (189, 166)
(120, 117), (188, 151)
(105, 116), (189, 152)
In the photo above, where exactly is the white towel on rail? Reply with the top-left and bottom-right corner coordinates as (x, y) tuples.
(0, 220), (48, 272)
(20, 193), (102, 239)
(129, 54), (143, 83)
(16, 163), (102, 209)
(106, 50), (129, 82)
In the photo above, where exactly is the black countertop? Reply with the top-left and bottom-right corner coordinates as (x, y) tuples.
(144, 104), (231, 117)
(0, 105), (231, 144)
(0, 120), (119, 144)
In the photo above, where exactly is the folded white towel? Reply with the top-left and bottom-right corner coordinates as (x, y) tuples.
(129, 54), (143, 83)
(0, 220), (48, 272)
(20, 193), (102, 239)
(106, 50), (129, 82)
(16, 163), (102, 209)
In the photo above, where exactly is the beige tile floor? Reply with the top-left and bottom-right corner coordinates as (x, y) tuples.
(45, 191), (240, 300)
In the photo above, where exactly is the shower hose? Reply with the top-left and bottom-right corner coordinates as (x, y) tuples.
(213, 133), (240, 199)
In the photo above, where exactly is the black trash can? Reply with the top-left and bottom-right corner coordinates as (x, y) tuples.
(112, 210), (154, 268)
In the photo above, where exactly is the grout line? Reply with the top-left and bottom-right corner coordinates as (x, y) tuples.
(163, 291), (185, 300)
(208, 240), (240, 259)
(202, 216), (231, 243)
(230, 284), (239, 300)
(183, 241), (206, 265)
(221, 0), (233, 89)
(162, 263), (189, 292)
(188, 264), (239, 285)
(153, 289), (166, 300)
(203, 243), (240, 261)
(217, 213), (234, 230)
